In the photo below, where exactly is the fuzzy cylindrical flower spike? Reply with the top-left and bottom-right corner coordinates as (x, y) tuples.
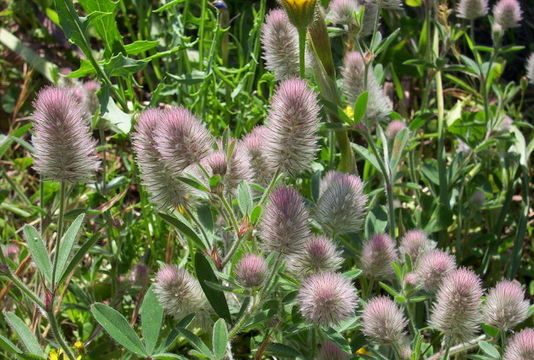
(236, 254), (267, 288)
(287, 235), (343, 278)
(414, 249), (456, 292)
(430, 268), (483, 344)
(31, 87), (100, 183)
(503, 328), (534, 360)
(316, 171), (367, 235)
(264, 78), (320, 176)
(327, 0), (360, 27)
(133, 109), (190, 208)
(155, 106), (213, 176)
(262, 9), (300, 80)
(526, 53), (534, 84)
(242, 126), (273, 186)
(483, 280), (529, 331)
(260, 186), (311, 255)
(385, 120), (407, 140)
(298, 272), (358, 326)
(362, 296), (407, 344)
(399, 229), (436, 261)
(456, 0), (488, 20)
(493, 0), (522, 29)
(361, 234), (398, 280)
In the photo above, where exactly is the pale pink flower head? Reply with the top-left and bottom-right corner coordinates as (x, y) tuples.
(414, 249), (456, 292)
(31, 87), (99, 183)
(287, 236), (343, 278)
(399, 229), (436, 261)
(133, 108), (189, 208)
(261, 9), (299, 80)
(361, 234), (398, 280)
(526, 53), (534, 84)
(493, 0), (522, 29)
(155, 106), (213, 176)
(259, 186), (311, 255)
(264, 78), (320, 176)
(154, 265), (206, 319)
(362, 296), (407, 344)
(242, 126), (273, 186)
(316, 171), (367, 235)
(317, 340), (350, 360)
(483, 280), (529, 331)
(327, 0), (360, 27)
(235, 254), (267, 288)
(503, 328), (534, 360)
(298, 272), (358, 327)
(404, 272), (418, 287)
(3, 244), (19, 260)
(456, 0), (488, 20)
(430, 268), (483, 344)
(386, 120), (407, 140)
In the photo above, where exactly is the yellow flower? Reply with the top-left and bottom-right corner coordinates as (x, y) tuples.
(356, 346), (370, 355)
(344, 105), (354, 120)
(74, 341), (84, 351)
(280, 0), (317, 30)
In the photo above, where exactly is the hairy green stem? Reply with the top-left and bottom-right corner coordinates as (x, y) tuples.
(298, 27), (307, 78)
(47, 310), (76, 360)
(51, 181), (66, 289)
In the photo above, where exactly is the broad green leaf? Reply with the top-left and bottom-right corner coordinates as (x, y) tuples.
(265, 343), (302, 357)
(353, 91), (368, 124)
(237, 182), (253, 216)
(5, 312), (43, 356)
(160, 212), (208, 250)
(91, 303), (147, 356)
(152, 354), (188, 360)
(103, 54), (147, 77)
(250, 205), (262, 225)
(405, 0), (422, 6)
(178, 328), (212, 358)
(100, 93), (132, 133)
(194, 252), (231, 323)
(478, 340), (500, 359)
(66, 59), (95, 78)
(212, 319), (228, 360)
(55, 213), (85, 286)
(79, 0), (124, 56)
(23, 225), (52, 283)
(352, 144), (381, 172)
(124, 40), (160, 55)
(481, 324), (500, 338)
(323, 328), (351, 354)
(141, 285), (164, 355)
(0, 334), (22, 355)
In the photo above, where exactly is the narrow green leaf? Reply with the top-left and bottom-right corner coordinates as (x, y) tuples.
(352, 143), (381, 171)
(237, 182), (253, 216)
(159, 212), (208, 250)
(212, 319), (228, 360)
(124, 40), (160, 55)
(153, 0), (189, 13)
(478, 340), (500, 359)
(322, 328), (351, 354)
(141, 285), (164, 355)
(90, 303), (147, 356)
(59, 235), (99, 284)
(353, 91), (368, 124)
(194, 252), (231, 323)
(265, 343), (302, 357)
(481, 324), (500, 338)
(5, 312), (43, 356)
(23, 225), (52, 283)
(389, 127), (409, 175)
(152, 354), (188, 360)
(0, 334), (22, 355)
(178, 328), (212, 358)
(55, 213), (85, 286)
(250, 205), (262, 225)
(378, 282), (399, 297)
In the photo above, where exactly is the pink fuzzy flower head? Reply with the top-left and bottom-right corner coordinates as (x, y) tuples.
(317, 340), (350, 360)
(362, 296), (407, 344)
(31, 87), (99, 183)
(235, 254), (267, 288)
(399, 229), (436, 261)
(415, 249), (456, 292)
(261, 9), (299, 80)
(287, 235), (343, 278)
(430, 268), (483, 344)
(386, 120), (407, 140)
(361, 234), (398, 280)
(456, 0), (488, 20)
(264, 78), (320, 176)
(155, 106), (213, 176)
(493, 0), (522, 29)
(154, 265), (206, 319)
(259, 186), (311, 255)
(404, 272), (418, 287)
(133, 109), (190, 208)
(484, 280), (529, 331)
(504, 328), (534, 360)
(327, 0), (360, 27)
(316, 171), (367, 235)
(4, 244), (19, 260)
(242, 126), (273, 186)
(298, 272), (358, 326)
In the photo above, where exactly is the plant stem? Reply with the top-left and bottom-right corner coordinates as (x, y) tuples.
(4, 272), (45, 310)
(199, 0), (207, 71)
(298, 27), (307, 78)
(47, 310), (76, 360)
(51, 181), (66, 289)
(258, 168), (282, 206)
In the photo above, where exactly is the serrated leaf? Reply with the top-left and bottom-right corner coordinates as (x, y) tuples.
(141, 285), (164, 355)
(91, 303), (147, 356)
(23, 225), (52, 283)
(212, 319), (228, 360)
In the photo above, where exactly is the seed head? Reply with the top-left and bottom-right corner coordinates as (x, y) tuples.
(493, 0), (522, 29)
(430, 268), (483, 344)
(235, 254), (267, 288)
(155, 106), (213, 176)
(386, 120), (407, 140)
(242, 126), (273, 186)
(287, 236), (343, 278)
(298, 272), (358, 327)
(415, 249), (456, 292)
(264, 78), (320, 176)
(399, 229), (436, 261)
(503, 328), (534, 360)
(31, 87), (99, 183)
(133, 109), (190, 208)
(456, 0), (488, 20)
(317, 340), (350, 360)
(262, 9), (299, 80)
(154, 265), (207, 320)
(484, 280), (529, 331)
(259, 186), (311, 255)
(341, 51), (392, 120)
(362, 296), (408, 344)
(361, 234), (398, 280)
(316, 171), (367, 235)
